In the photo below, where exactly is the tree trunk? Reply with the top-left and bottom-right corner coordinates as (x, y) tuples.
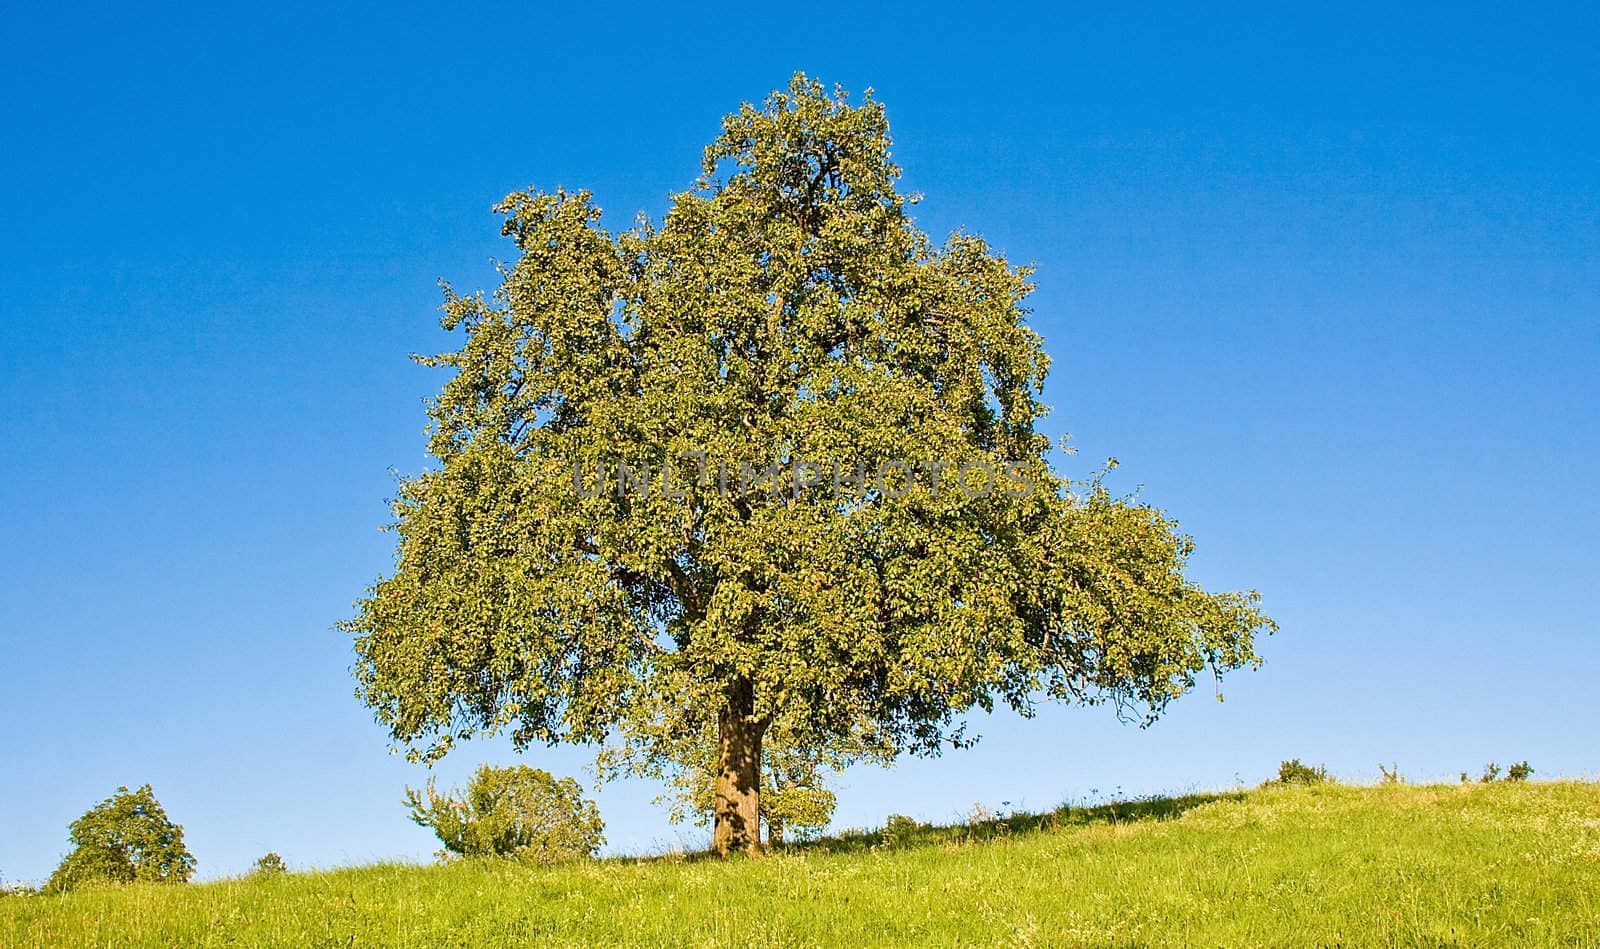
(711, 677), (764, 857)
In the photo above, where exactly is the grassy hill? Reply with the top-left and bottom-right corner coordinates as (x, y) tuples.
(5, 780), (1598, 946)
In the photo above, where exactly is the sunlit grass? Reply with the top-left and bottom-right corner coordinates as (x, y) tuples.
(5, 781), (1598, 946)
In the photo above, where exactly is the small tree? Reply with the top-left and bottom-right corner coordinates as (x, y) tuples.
(250, 852), (287, 875)
(880, 814), (923, 848)
(1272, 759), (1329, 786)
(1480, 762), (1502, 783)
(46, 785), (195, 891)
(1506, 761), (1534, 782)
(761, 760), (838, 845)
(405, 765), (604, 863)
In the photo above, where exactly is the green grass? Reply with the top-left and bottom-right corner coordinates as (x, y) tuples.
(6, 781), (1599, 947)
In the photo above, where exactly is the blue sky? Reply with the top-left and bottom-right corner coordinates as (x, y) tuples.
(2, 2), (1596, 884)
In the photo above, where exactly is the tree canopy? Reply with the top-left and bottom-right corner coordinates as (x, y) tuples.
(345, 74), (1275, 855)
(46, 785), (195, 891)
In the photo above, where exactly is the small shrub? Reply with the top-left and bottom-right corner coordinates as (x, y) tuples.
(764, 781), (836, 846)
(1480, 763), (1501, 783)
(1506, 761), (1534, 782)
(405, 764), (605, 864)
(251, 853), (287, 875)
(1272, 759), (1330, 786)
(880, 813), (922, 848)
(1379, 763), (1403, 784)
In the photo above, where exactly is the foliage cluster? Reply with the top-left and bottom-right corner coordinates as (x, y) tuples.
(1478, 760), (1534, 783)
(878, 813), (923, 848)
(45, 786), (195, 893)
(404, 765), (605, 864)
(1270, 759), (1330, 786)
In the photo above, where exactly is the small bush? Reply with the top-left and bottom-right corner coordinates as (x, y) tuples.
(1506, 761), (1534, 782)
(405, 764), (605, 864)
(251, 853), (287, 875)
(1480, 763), (1501, 783)
(1379, 763), (1403, 784)
(1273, 759), (1330, 786)
(880, 813), (922, 848)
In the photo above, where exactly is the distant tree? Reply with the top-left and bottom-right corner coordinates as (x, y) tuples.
(250, 852), (287, 875)
(1480, 763), (1502, 783)
(880, 814), (924, 848)
(404, 765), (604, 863)
(759, 745), (842, 845)
(45, 785), (195, 891)
(345, 74), (1276, 857)
(1272, 759), (1329, 786)
(1506, 761), (1534, 782)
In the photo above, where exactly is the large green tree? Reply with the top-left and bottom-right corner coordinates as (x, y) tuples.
(346, 75), (1274, 857)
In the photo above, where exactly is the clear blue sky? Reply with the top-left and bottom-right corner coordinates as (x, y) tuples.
(3, 1), (1596, 885)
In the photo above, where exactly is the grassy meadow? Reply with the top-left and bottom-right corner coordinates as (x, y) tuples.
(4, 780), (1598, 947)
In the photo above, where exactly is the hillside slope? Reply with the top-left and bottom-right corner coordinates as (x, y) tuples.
(5, 781), (1598, 946)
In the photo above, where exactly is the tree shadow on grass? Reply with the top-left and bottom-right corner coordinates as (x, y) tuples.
(778, 790), (1245, 858)
(616, 791), (1244, 865)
